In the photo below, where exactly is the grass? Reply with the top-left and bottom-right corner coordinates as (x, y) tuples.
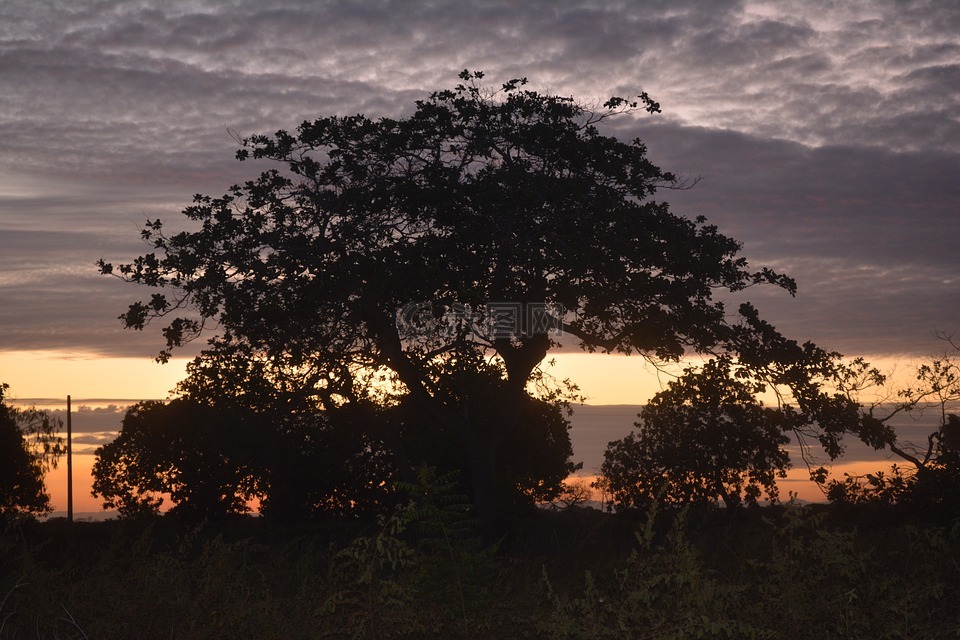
(2, 503), (959, 639)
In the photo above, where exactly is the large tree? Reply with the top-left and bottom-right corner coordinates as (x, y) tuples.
(0, 383), (63, 521)
(100, 72), (839, 532)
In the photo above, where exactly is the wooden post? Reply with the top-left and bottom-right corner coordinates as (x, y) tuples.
(67, 394), (73, 524)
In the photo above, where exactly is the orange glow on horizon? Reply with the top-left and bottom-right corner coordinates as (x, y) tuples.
(569, 460), (915, 507)
(43, 458), (921, 518)
(0, 350), (189, 401)
(3, 348), (928, 518)
(2, 349), (919, 408)
(45, 453), (103, 515)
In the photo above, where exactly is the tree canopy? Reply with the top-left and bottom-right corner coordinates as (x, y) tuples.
(101, 72), (794, 367)
(92, 399), (262, 519)
(99, 71), (867, 529)
(0, 383), (63, 521)
(92, 395), (397, 521)
(601, 358), (792, 509)
(826, 336), (960, 510)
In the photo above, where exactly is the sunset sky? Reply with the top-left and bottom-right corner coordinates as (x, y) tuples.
(2, 1), (959, 510)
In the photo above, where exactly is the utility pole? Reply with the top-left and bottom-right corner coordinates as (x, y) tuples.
(67, 394), (73, 524)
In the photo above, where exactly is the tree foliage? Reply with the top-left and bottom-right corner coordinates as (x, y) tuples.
(99, 71), (861, 528)
(100, 72), (794, 365)
(827, 335), (960, 510)
(171, 344), (399, 520)
(826, 415), (960, 511)
(91, 397), (394, 520)
(92, 399), (260, 519)
(0, 383), (63, 520)
(600, 359), (792, 509)
(388, 363), (581, 510)
(598, 343), (899, 510)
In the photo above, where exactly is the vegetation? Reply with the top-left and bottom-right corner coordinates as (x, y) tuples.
(91, 372), (578, 522)
(827, 336), (960, 509)
(97, 71), (888, 534)
(599, 334), (960, 512)
(600, 357), (792, 509)
(39, 70), (953, 637)
(0, 383), (63, 522)
(91, 398), (395, 521)
(2, 500), (959, 639)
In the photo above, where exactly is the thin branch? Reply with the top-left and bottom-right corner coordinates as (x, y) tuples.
(58, 602), (90, 640)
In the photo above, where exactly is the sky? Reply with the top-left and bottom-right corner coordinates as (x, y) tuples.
(1, 0), (957, 386)
(2, 0), (957, 512)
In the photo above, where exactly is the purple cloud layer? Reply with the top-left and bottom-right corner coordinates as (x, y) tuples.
(1, 0), (957, 360)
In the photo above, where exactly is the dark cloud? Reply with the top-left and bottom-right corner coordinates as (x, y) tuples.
(1, 0), (958, 361)
(55, 404), (128, 436)
(624, 122), (960, 353)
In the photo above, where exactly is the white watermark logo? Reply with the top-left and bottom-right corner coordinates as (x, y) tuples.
(396, 301), (565, 340)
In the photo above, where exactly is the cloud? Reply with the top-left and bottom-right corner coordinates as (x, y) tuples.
(622, 122), (960, 354)
(0, 0), (958, 361)
(12, 403), (130, 435)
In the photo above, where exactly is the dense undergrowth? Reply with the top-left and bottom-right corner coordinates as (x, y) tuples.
(2, 502), (959, 639)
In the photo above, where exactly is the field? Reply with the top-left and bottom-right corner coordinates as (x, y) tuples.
(2, 502), (959, 639)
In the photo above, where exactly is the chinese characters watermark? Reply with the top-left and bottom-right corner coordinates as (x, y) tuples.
(396, 301), (565, 341)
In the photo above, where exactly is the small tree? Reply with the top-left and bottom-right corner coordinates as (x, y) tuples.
(601, 359), (792, 509)
(92, 399), (263, 519)
(555, 477), (593, 509)
(0, 383), (64, 521)
(827, 334), (960, 509)
(92, 393), (398, 520)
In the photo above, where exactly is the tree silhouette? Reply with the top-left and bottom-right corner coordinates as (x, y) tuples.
(100, 71), (849, 532)
(827, 335), (960, 510)
(0, 383), (63, 521)
(92, 400), (261, 519)
(600, 359), (791, 509)
(92, 396), (399, 520)
(387, 364), (581, 513)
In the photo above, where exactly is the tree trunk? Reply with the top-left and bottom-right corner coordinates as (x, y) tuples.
(466, 432), (504, 540)
(364, 304), (549, 537)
